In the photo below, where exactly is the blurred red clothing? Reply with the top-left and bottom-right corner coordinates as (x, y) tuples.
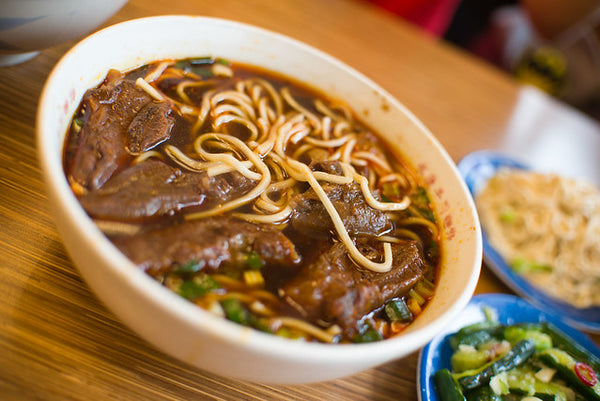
(364, 0), (462, 36)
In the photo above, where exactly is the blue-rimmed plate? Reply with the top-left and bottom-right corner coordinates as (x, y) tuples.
(458, 150), (600, 333)
(417, 293), (600, 401)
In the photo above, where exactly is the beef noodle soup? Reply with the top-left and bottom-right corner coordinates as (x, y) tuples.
(63, 58), (440, 343)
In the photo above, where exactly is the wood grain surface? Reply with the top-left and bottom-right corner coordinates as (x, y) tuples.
(1, 0), (598, 399)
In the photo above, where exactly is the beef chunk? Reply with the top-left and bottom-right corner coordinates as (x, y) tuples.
(126, 101), (174, 154)
(113, 216), (301, 276)
(280, 240), (426, 338)
(290, 181), (392, 238)
(309, 160), (344, 175)
(65, 70), (174, 191)
(79, 160), (256, 222)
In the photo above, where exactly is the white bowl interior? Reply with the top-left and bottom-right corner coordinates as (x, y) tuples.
(37, 15), (482, 384)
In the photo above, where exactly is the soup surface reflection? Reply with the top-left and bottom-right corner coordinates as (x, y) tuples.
(63, 58), (440, 343)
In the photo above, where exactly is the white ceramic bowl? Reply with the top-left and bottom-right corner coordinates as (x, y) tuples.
(0, 0), (127, 66)
(37, 15), (482, 384)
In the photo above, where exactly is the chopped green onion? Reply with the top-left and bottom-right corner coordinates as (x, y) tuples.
(176, 57), (226, 78)
(384, 299), (413, 323)
(178, 274), (219, 300)
(409, 288), (426, 306)
(409, 187), (435, 222)
(500, 207), (516, 223)
(221, 298), (249, 325)
(415, 278), (435, 298)
(413, 186), (430, 204)
(188, 56), (214, 65)
(510, 257), (553, 274)
(246, 251), (265, 270)
(354, 326), (383, 343)
(426, 240), (439, 262)
(250, 316), (272, 333)
(214, 57), (231, 66)
(174, 260), (203, 274)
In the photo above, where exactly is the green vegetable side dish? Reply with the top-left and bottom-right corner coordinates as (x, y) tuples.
(433, 307), (600, 401)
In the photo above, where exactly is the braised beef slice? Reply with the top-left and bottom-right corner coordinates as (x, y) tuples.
(79, 160), (256, 221)
(113, 216), (301, 276)
(126, 101), (174, 154)
(66, 70), (174, 190)
(280, 241), (426, 337)
(290, 181), (391, 238)
(309, 160), (344, 175)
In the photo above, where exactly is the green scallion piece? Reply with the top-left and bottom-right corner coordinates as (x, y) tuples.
(178, 274), (219, 300)
(188, 56), (214, 65)
(411, 186), (436, 222)
(500, 207), (516, 223)
(246, 251), (265, 270)
(384, 299), (413, 323)
(250, 316), (272, 333)
(221, 298), (250, 325)
(510, 257), (553, 274)
(427, 240), (440, 262)
(214, 57), (231, 66)
(354, 326), (383, 343)
(174, 260), (203, 274)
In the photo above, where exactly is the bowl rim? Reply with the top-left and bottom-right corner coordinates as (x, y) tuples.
(36, 14), (482, 371)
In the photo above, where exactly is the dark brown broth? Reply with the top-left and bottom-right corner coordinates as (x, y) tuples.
(63, 58), (441, 342)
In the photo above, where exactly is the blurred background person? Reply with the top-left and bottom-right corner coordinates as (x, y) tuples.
(364, 0), (600, 120)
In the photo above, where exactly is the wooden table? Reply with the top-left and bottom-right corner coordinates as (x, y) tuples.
(2, 0), (599, 399)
